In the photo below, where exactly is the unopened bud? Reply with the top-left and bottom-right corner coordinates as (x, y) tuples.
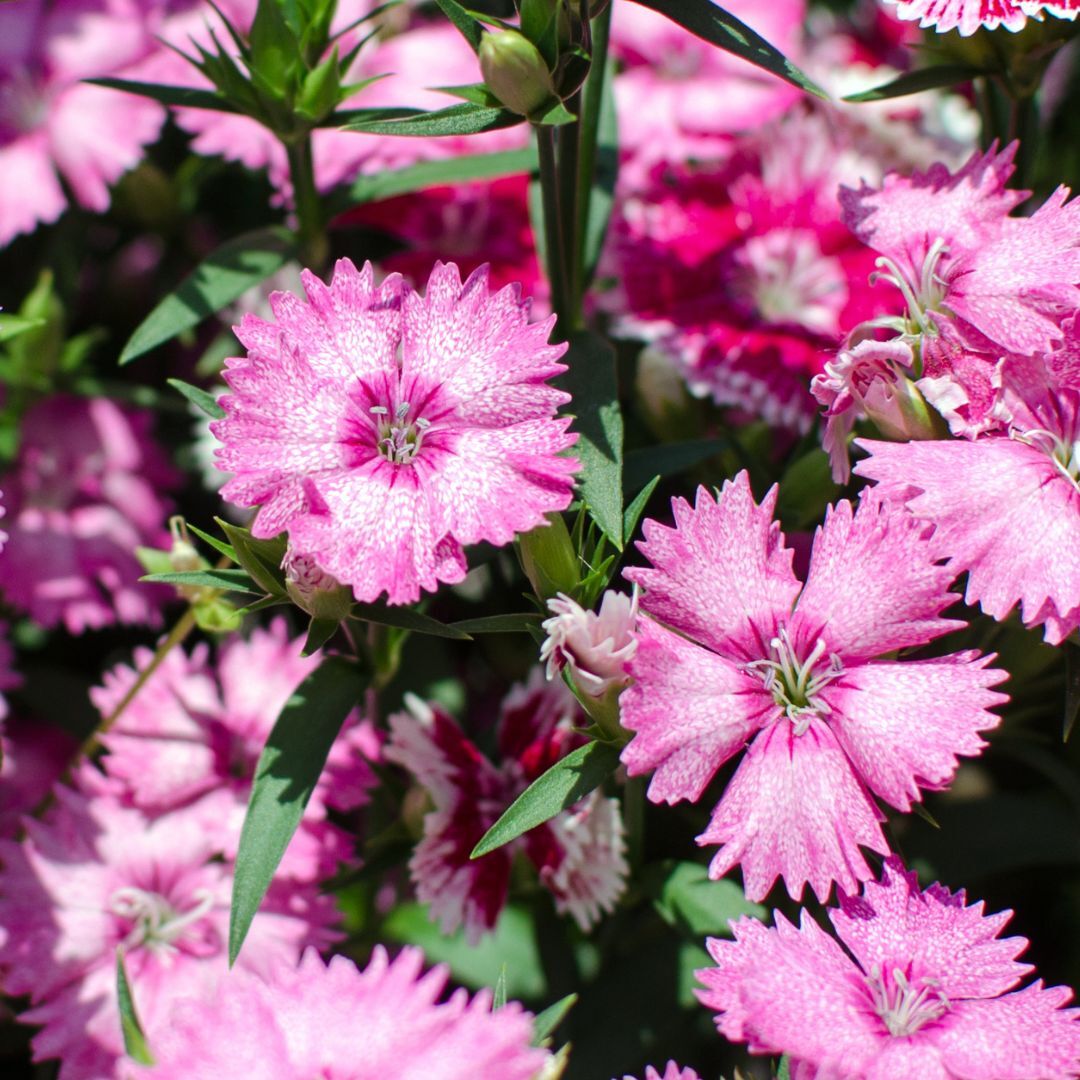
(479, 30), (556, 118)
(282, 547), (353, 621)
(539, 587), (638, 698)
(169, 517), (205, 601)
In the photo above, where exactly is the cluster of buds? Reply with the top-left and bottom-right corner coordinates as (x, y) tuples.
(478, 0), (606, 121)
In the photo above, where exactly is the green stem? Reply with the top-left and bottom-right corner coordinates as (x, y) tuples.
(536, 123), (573, 330)
(557, 89), (583, 328)
(574, 1), (612, 295)
(285, 135), (328, 270)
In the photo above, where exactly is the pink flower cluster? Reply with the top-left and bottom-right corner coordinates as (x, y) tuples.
(815, 144), (1080, 644)
(387, 670), (628, 943)
(884, 0), (1078, 37)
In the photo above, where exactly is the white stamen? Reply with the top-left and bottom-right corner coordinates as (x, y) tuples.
(745, 627), (844, 732)
(108, 886), (215, 953)
(867, 964), (949, 1037)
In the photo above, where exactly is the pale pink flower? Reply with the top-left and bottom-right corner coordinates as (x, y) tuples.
(0, 785), (338, 1079)
(386, 670), (627, 942)
(213, 259), (578, 605)
(621, 1064), (701, 1080)
(540, 588), (639, 697)
(139, 945), (548, 1079)
(841, 143), (1080, 435)
(0, 0), (165, 246)
(91, 618), (377, 878)
(0, 395), (178, 632)
(698, 859), (1080, 1079)
(621, 472), (1007, 902)
(856, 361), (1080, 645)
(611, 0), (806, 178)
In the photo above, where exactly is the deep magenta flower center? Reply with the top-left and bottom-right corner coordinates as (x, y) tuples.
(866, 964), (950, 1038)
(746, 627), (844, 735)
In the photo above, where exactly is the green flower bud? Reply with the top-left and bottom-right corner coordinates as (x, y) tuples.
(282, 547), (354, 621)
(479, 30), (557, 118)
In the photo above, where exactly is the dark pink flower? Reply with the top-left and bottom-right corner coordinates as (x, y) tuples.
(386, 671), (628, 942)
(213, 260), (577, 605)
(0, 395), (178, 632)
(621, 472), (1007, 901)
(698, 859), (1080, 1079)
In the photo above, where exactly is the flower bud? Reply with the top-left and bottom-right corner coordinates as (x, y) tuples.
(282, 547), (353, 621)
(539, 587), (638, 698)
(517, 512), (580, 600)
(478, 30), (556, 118)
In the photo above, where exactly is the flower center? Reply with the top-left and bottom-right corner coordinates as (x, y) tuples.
(0, 68), (49, 139)
(371, 402), (430, 465)
(745, 628), (843, 735)
(869, 237), (950, 337)
(1013, 425), (1080, 492)
(866, 965), (949, 1038)
(108, 886), (215, 953)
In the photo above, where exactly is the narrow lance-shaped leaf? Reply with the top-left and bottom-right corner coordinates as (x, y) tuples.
(116, 951), (155, 1066)
(531, 993), (578, 1047)
(449, 612), (542, 635)
(627, 0), (827, 99)
(88, 77), (244, 113)
(140, 568), (261, 594)
(341, 101), (524, 137)
(166, 378), (225, 420)
(229, 657), (369, 964)
(350, 602), (473, 641)
(471, 740), (623, 857)
(119, 226), (297, 365)
(434, 0), (485, 52)
(844, 64), (985, 103)
(557, 331), (624, 549)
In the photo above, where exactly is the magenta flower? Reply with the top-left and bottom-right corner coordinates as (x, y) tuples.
(698, 859), (1080, 1079)
(621, 1064), (701, 1080)
(213, 259), (577, 605)
(621, 472), (1007, 902)
(605, 107), (894, 431)
(386, 670), (628, 942)
(0, 395), (178, 632)
(90, 618), (378, 879)
(856, 362), (1080, 645)
(137, 946), (549, 1080)
(0, 0), (165, 245)
(0, 785), (338, 1079)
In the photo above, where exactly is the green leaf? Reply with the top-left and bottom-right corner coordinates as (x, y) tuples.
(557, 331), (624, 549)
(119, 226), (296, 365)
(351, 602), (472, 640)
(535, 100), (577, 126)
(844, 64), (984, 102)
(623, 476), (660, 545)
(622, 437), (727, 494)
(88, 77), (243, 114)
(216, 520), (288, 597)
(327, 148), (535, 215)
(628, 0), (826, 99)
(342, 101), (523, 137)
(432, 82), (504, 107)
(140, 568), (261, 593)
(777, 1054), (792, 1080)
(531, 993), (578, 1047)
(0, 314), (45, 343)
(1064, 639), (1080, 741)
(166, 377), (225, 419)
(185, 522), (237, 562)
(230, 657), (368, 964)
(433, 0), (485, 52)
(135, 546), (177, 576)
(449, 613), (542, 634)
(471, 740), (622, 857)
(302, 616), (339, 656)
(116, 952), (155, 1066)
(649, 860), (766, 937)
(492, 965), (508, 1010)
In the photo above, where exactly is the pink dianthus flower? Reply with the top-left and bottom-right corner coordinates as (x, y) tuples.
(856, 356), (1080, 644)
(90, 617), (378, 879)
(386, 670), (628, 943)
(698, 858), (1080, 1079)
(882, 0), (1077, 37)
(621, 1064), (701, 1080)
(213, 259), (578, 605)
(0, 0), (165, 246)
(0, 785), (338, 1079)
(0, 395), (178, 632)
(620, 472), (1007, 902)
(138, 945), (549, 1079)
